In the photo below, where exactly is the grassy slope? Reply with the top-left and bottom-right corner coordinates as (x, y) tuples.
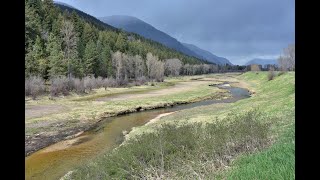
(72, 72), (294, 179)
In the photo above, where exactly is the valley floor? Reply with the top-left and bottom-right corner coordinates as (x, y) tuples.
(25, 73), (243, 156)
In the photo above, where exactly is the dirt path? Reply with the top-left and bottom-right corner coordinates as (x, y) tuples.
(96, 80), (211, 101)
(25, 105), (69, 119)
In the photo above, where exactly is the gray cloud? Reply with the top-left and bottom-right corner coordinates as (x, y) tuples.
(57, 0), (295, 65)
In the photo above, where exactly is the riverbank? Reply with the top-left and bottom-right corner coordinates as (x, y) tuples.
(25, 73), (244, 156)
(69, 71), (294, 179)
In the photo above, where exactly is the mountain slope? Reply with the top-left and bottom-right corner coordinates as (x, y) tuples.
(99, 15), (204, 61)
(53, 3), (208, 65)
(54, 3), (117, 31)
(182, 43), (232, 65)
(245, 58), (278, 66)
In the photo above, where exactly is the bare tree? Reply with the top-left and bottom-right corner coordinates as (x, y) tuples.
(112, 51), (123, 80)
(183, 64), (191, 75)
(134, 55), (145, 79)
(164, 58), (182, 76)
(155, 60), (165, 82)
(278, 44), (295, 71)
(146, 52), (164, 81)
(202, 64), (211, 74)
(61, 19), (78, 78)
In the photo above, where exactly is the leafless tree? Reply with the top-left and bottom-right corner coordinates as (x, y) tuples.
(146, 52), (164, 81)
(112, 51), (123, 80)
(278, 44), (295, 71)
(183, 64), (191, 75)
(164, 58), (183, 76)
(202, 64), (211, 74)
(61, 19), (78, 78)
(134, 55), (145, 79)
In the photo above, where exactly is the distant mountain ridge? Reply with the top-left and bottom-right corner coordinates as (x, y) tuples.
(182, 43), (232, 65)
(245, 58), (278, 66)
(99, 15), (231, 65)
(54, 1), (75, 9)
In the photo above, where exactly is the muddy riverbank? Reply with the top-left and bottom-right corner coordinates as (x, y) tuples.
(25, 87), (230, 156)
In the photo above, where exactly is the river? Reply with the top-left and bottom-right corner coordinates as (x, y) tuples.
(25, 83), (250, 180)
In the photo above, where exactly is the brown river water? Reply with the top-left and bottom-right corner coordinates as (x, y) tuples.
(25, 84), (250, 180)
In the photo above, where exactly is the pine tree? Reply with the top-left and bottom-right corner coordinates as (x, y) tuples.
(115, 32), (128, 52)
(25, 3), (42, 53)
(42, 0), (56, 32)
(83, 40), (98, 76)
(47, 33), (66, 77)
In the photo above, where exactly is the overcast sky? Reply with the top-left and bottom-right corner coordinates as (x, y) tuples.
(56, 0), (295, 65)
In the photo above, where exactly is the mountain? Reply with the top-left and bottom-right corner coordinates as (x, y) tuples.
(245, 58), (278, 66)
(54, 3), (118, 31)
(52, 3), (208, 65)
(53, 1), (75, 9)
(99, 15), (204, 61)
(182, 43), (232, 65)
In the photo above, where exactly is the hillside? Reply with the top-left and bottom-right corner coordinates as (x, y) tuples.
(182, 42), (233, 65)
(26, 0), (213, 81)
(99, 15), (203, 60)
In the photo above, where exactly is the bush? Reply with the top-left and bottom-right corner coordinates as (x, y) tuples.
(71, 110), (271, 179)
(83, 76), (96, 92)
(136, 76), (148, 86)
(267, 70), (276, 81)
(116, 77), (129, 87)
(73, 78), (85, 94)
(278, 71), (285, 76)
(103, 77), (117, 89)
(50, 76), (69, 97)
(25, 76), (46, 99)
(95, 76), (104, 89)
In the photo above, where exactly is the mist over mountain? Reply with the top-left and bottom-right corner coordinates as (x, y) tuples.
(245, 58), (278, 66)
(100, 15), (202, 60)
(182, 43), (232, 65)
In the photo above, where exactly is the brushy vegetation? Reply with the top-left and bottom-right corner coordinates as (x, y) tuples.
(25, 76), (46, 99)
(277, 71), (286, 76)
(25, 75), (152, 98)
(70, 110), (272, 179)
(267, 70), (276, 81)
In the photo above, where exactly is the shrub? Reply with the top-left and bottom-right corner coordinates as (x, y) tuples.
(95, 76), (104, 89)
(73, 78), (85, 94)
(267, 70), (276, 81)
(278, 71), (285, 76)
(50, 76), (69, 97)
(71, 110), (271, 179)
(25, 76), (46, 99)
(103, 77), (117, 89)
(116, 77), (129, 87)
(83, 76), (96, 92)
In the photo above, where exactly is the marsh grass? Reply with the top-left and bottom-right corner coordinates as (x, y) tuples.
(70, 110), (272, 179)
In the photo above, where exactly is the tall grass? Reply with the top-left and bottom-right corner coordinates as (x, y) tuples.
(70, 110), (272, 179)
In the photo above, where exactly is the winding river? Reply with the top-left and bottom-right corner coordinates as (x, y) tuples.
(25, 83), (250, 180)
